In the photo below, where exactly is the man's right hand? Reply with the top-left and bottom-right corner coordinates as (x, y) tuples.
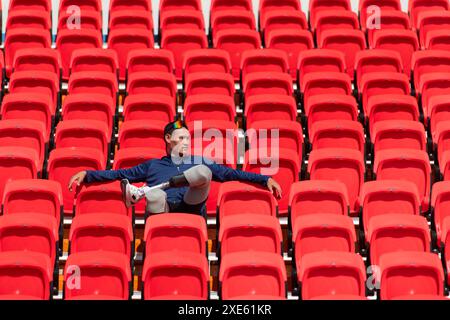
(68, 171), (87, 192)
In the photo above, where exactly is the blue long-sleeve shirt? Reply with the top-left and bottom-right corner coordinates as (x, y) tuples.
(85, 155), (270, 205)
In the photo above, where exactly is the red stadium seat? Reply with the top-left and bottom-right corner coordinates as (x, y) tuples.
(359, 0), (402, 29)
(123, 94), (175, 123)
(183, 49), (231, 80)
(0, 119), (46, 168)
(70, 213), (133, 259)
(1, 93), (53, 138)
(309, 0), (352, 26)
(211, 10), (255, 36)
(13, 48), (61, 81)
(371, 120), (427, 153)
(213, 29), (262, 80)
(366, 214), (430, 266)
(409, 0), (450, 28)
(185, 72), (235, 98)
(425, 30), (450, 51)
(318, 29), (366, 80)
(2, 179), (63, 226)
(160, 10), (204, 31)
(370, 29), (419, 76)
(159, 0), (201, 12)
(217, 181), (277, 223)
(289, 180), (349, 224)
(75, 181), (132, 218)
(366, 95), (419, 131)
(9, 0), (51, 12)
(243, 72), (293, 101)
(259, 0), (302, 25)
(298, 251), (366, 300)
(293, 214), (356, 267)
(161, 29), (208, 80)
(59, 0), (101, 12)
(378, 252), (444, 300)
(142, 251), (208, 300)
(110, 0), (151, 13)
(64, 251), (131, 300)
(219, 214), (282, 256)
(360, 72), (410, 115)
(309, 120), (365, 155)
(6, 10), (51, 31)
(127, 72), (177, 103)
(4, 28), (51, 77)
(373, 149), (431, 212)
(354, 49), (403, 92)
(245, 94), (297, 129)
(56, 29), (102, 80)
(127, 49), (175, 77)
(244, 149), (300, 215)
(0, 213), (58, 264)
(211, 0), (252, 13)
(107, 28), (154, 81)
(429, 95), (450, 140)
(435, 131), (450, 166)
(412, 50), (450, 94)
(62, 94), (115, 138)
(301, 72), (352, 108)
(297, 49), (346, 88)
(0, 251), (52, 300)
(266, 29), (314, 78)
(304, 95), (358, 135)
(364, 11), (411, 45)
(432, 181), (450, 248)
(417, 11), (450, 48)
(308, 148), (365, 214)
(57, 10), (102, 31)
(109, 11), (153, 30)
(70, 49), (119, 76)
(219, 251), (287, 300)
(261, 11), (308, 42)
(359, 180), (421, 235)
(9, 71), (58, 111)
(188, 119), (238, 168)
(313, 10), (359, 41)
(68, 71), (118, 103)
(48, 147), (105, 214)
(144, 213), (207, 256)
(419, 73), (450, 118)
(55, 120), (109, 165)
(248, 120), (303, 158)
(0, 147), (39, 206)
(437, 150), (450, 180)
(184, 94), (235, 122)
(240, 49), (288, 84)
(118, 120), (166, 152)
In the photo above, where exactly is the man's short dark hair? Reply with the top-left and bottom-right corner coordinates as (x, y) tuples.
(164, 120), (189, 137)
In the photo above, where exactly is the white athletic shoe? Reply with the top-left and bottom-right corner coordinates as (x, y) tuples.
(121, 179), (143, 208)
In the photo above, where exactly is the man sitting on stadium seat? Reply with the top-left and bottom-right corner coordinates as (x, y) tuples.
(69, 120), (282, 216)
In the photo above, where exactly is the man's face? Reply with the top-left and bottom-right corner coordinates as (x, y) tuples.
(166, 127), (191, 157)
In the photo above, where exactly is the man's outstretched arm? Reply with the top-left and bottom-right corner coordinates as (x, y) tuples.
(206, 162), (283, 199)
(68, 161), (151, 191)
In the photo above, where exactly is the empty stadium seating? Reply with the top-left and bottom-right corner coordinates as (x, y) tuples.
(64, 251), (132, 300)
(144, 213), (207, 256)
(127, 49), (175, 77)
(378, 252), (445, 300)
(219, 251), (287, 300)
(297, 252), (366, 300)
